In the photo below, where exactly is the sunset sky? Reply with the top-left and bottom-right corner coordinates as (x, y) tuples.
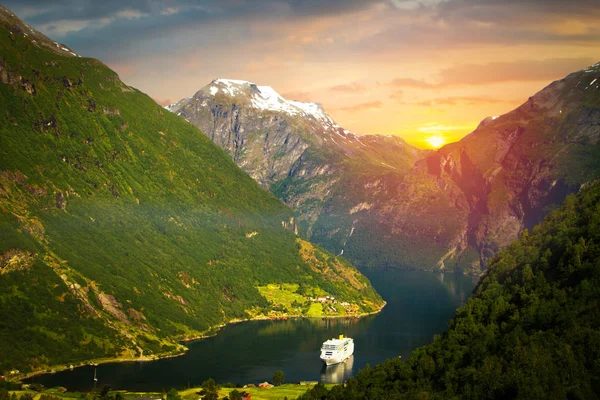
(7, 0), (600, 148)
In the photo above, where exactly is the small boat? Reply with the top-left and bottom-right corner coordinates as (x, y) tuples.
(320, 334), (354, 366)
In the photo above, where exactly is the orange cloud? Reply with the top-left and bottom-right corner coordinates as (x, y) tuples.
(340, 101), (383, 112)
(329, 82), (366, 92)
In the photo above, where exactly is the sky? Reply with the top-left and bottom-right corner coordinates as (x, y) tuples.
(6, 0), (600, 148)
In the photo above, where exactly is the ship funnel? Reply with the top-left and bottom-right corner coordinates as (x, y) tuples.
(339, 334), (344, 339)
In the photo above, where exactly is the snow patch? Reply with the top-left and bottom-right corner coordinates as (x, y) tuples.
(209, 86), (218, 96)
(209, 78), (339, 128)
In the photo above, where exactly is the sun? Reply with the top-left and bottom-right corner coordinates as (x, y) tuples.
(426, 135), (446, 149)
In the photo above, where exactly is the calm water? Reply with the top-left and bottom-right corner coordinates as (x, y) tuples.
(28, 269), (476, 391)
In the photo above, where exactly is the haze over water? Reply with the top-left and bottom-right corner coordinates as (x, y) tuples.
(29, 269), (475, 391)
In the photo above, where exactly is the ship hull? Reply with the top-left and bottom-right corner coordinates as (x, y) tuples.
(320, 338), (354, 366)
(322, 354), (352, 366)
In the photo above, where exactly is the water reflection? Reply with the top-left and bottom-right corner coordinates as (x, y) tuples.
(27, 269), (475, 391)
(320, 355), (354, 384)
(435, 271), (477, 306)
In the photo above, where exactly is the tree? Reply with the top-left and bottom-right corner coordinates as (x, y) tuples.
(228, 389), (242, 400)
(199, 379), (219, 400)
(166, 389), (181, 400)
(272, 370), (285, 386)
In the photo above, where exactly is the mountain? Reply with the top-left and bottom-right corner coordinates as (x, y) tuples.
(370, 61), (600, 273)
(168, 63), (600, 272)
(300, 181), (600, 399)
(0, 6), (383, 375)
(167, 79), (427, 265)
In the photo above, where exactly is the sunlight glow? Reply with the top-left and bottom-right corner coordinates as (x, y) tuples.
(426, 135), (446, 149)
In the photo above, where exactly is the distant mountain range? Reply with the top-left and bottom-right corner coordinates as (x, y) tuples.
(169, 63), (600, 273)
(0, 6), (383, 375)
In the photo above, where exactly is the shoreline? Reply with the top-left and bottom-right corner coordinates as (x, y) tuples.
(16, 301), (386, 384)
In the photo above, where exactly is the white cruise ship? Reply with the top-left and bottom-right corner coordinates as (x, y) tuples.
(320, 335), (354, 366)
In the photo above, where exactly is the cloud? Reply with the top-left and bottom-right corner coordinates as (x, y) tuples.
(341, 101), (383, 112)
(405, 96), (517, 107)
(161, 7), (180, 16)
(417, 122), (472, 134)
(437, 57), (597, 85)
(437, 0), (600, 24)
(4, 0), (377, 28)
(329, 82), (366, 92)
(389, 90), (404, 100)
(387, 57), (597, 89)
(388, 78), (439, 89)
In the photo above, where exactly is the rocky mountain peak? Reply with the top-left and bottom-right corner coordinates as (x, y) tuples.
(169, 78), (340, 131)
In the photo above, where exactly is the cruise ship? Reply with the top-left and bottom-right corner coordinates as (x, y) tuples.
(320, 335), (354, 366)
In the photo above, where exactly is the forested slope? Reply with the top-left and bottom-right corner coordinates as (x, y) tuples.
(301, 182), (600, 399)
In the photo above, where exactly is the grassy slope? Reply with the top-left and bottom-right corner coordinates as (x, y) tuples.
(300, 182), (600, 399)
(0, 9), (383, 375)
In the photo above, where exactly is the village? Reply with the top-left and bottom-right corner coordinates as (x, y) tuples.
(306, 296), (360, 316)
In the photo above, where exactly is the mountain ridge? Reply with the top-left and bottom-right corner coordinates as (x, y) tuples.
(169, 63), (600, 272)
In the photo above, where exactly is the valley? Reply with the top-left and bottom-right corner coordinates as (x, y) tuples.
(1, 2), (599, 399)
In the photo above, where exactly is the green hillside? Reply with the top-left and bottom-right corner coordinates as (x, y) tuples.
(0, 7), (383, 376)
(301, 182), (600, 399)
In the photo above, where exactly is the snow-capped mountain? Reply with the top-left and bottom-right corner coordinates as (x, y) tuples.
(167, 79), (426, 266)
(167, 79), (379, 156)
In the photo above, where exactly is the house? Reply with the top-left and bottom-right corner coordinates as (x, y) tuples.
(258, 382), (274, 388)
(317, 296), (327, 303)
